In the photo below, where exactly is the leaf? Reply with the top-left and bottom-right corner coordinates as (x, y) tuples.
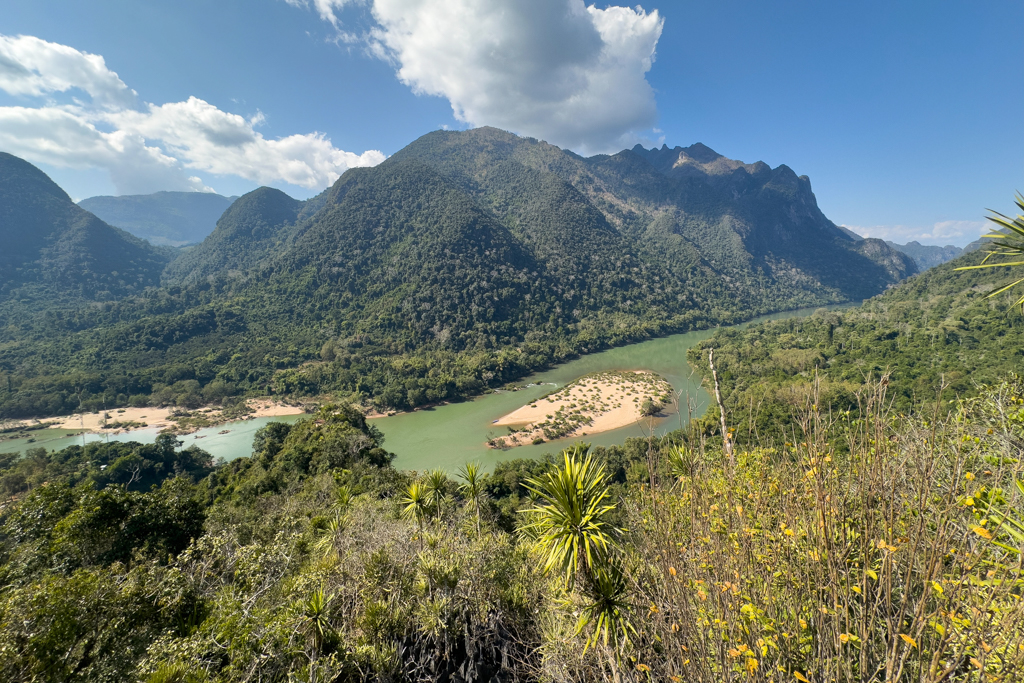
(899, 633), (918, 649)
(794, 672), (810, 683)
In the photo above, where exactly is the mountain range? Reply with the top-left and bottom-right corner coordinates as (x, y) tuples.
(78, 191), (238, 246)
(0, 128), (918, 418)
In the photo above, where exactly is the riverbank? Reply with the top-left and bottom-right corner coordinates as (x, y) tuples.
(9, 399), (306, 438)
(488, 371), (674, 448)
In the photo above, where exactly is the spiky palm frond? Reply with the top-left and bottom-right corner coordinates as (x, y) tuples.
(576, 561), (636, 654)
(297, 587), (334, 650)
(313, 512), (348, 557)
(458, 461), (488, 534)
(519, 443), (621, 583)
(424, 468), (449, 519)
(665, 444), (692, 481)
(401, 481), (431, 527)
(955, 193), (1024, 309)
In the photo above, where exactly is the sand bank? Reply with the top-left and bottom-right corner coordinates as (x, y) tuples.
(489, 370), (673, 448)
(13, 399), (306, 437)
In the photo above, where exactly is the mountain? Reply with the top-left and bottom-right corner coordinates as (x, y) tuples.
(162, 187), (302, 284)
(78, 191), (237, 246)
(885, 240), (962, 270)
(0, 130), (918, 418)
(389, 129), (917, 302)
(0, 152), (171, 301)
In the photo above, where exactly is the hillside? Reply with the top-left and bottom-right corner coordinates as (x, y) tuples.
(688, 246), (1024, 442)
(162, 187), (302, 284)
(78, 191), (237, 246)
(0, 153), (172, 302)
(0, 130), (917, 418)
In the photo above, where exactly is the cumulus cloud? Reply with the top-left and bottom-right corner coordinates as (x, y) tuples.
(842, 220), (987, 247)
(285, 0), (663, 153)
(0, 34), (383, 194)
(367, 0), (663, 153)
(0, 35), (135, 108)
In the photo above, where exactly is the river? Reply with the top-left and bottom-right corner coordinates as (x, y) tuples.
(0, 304), (849, 471)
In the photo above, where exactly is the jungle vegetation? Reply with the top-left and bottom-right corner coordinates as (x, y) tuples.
(1, 377), (1023, 681)
(687, 246), (1024, 446)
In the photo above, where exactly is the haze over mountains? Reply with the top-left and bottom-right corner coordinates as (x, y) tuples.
(78, 191), (238, 247)
(0, 128), (919, 417)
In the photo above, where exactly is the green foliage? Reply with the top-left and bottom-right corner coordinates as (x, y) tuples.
(520, 443), (621, 582)
(688, 249), (1024, 443)
(955, 192), (1024, 308)
(0, 434), (213, 497)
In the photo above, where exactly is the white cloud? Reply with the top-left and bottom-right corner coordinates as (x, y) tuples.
(0, 34), (382, 195)
(842, 220), (987, 247)
(368, 0), (663, 153)
(287, 0), (662, 154)
(0, 35), (135, 108)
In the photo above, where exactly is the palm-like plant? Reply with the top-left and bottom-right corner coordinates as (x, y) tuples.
(458, 461), (487, 534)
(665, 443), (692, 482)
(401, 481), (431, 549)
(956, 193), (1024, 309)
(424, 468), (449, 521)
(297, 587), (334, 651)
(520, 443), (620, 584)
(577, 561), (636, 653)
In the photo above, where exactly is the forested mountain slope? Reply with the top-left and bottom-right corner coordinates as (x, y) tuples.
(78, 191), (237, 246)
(392, 128), (916, 301)
(0, 129), (916, 418)
(0, 153), (171, 302)
(163, 187), (302, 284)
(688, 247), (1024, 442)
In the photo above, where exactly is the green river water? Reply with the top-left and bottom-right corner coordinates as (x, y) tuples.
(0, 305), (849, 472)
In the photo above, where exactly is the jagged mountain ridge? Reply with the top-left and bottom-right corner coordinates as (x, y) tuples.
(385, 128), (916, 302)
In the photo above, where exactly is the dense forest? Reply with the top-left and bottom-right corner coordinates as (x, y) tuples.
(687, 247), (1024, 445)
(0, 130), (916, 420)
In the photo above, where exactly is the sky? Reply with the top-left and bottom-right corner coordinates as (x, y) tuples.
(1, 1), (1021, 247)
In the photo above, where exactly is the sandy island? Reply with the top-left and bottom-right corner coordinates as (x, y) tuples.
(11, 399), (306, 437)
(488, 370), (674, 448)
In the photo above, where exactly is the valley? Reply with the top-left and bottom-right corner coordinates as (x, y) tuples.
(1, 128), (1020, 683)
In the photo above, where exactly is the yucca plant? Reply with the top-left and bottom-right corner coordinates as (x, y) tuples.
(576, 561), (635, 652)
(296, 587), (335, 652)
(665, 443), (692, 483)
(956, 193), (1024, 309)
(457, 461), (487, 534)
(520, 443), (621, 584)
(424, 468), (449, 521)
(401, 480), (431, 549)
(521, 444), (633, 681)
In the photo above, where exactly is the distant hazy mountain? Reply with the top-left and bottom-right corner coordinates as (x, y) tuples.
(78, 191), (237, 246)
(0, 152), (171, 301)
(885, 241), (963, 270)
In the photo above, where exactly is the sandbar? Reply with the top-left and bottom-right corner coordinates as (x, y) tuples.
(489, 370), (673, 448)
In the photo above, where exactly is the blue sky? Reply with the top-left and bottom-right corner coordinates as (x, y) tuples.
(1, 1), (1020, 246)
